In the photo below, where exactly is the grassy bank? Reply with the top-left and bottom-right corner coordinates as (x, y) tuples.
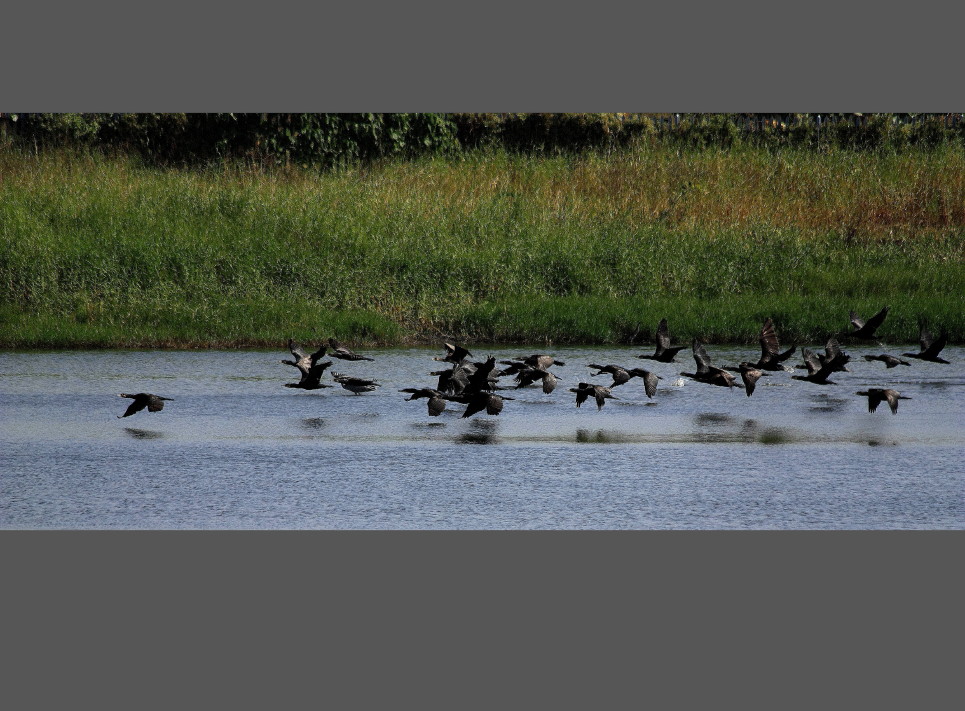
(1, 146), (963, 348)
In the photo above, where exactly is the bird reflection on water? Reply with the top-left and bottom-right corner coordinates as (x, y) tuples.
(123, 427), (165, 440)
(456, 419), (501, 445)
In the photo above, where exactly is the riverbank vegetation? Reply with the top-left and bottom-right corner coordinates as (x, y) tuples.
(1, 116), (963, 348)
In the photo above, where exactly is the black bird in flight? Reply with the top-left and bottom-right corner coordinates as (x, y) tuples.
(902, 328), (950, 364)
(855, 388), (911, 414)
(117, 393), (173, 418)
(638, 318), (688, 363)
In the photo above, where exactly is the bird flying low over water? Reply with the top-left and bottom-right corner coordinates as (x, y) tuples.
(117, 393), (173, 418)
(863, 354), (911, 369)
(569, 382), (619, 410)
(434, 343), (473, 364)
(791, 347), (848, 385)
(331, 372), (380, 394)
(512, 365), (561, 394)
(902, 328), (950, 364)
(327, 338), (375, 361)
(681, 339), (738, 388)
(737, 362), (764, 397)
(457, 391), (515, 418)
(510, 354), (566, 370)
(754, 317), (796, 370)
(638, 318), (688, 363)
(282, 339), (333, 389)
(796, 338), (851, 374)
(847, 306), (889, 340)
(400, 388), (449, 416)
(587, 364), (634, 387)
(855, 388), (910, 414)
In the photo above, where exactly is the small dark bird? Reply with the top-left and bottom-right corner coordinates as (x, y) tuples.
(791, 350), (846, 385)
(117, 393), (173, 418)
(855, 388), (911, 414)
(511, 354), (566, 370)
(680, 339), (738, 388)
(282, 339), (333, 389)
(638, 318), (688, 363)
(434, 343), (473, 364)
(797, 338), (851, 373)
(863, 354), (911, 369)
(587, 364), (633, 387)
(327, 338), (375, 361)
(902, 328), (950, 364)
(331, 372), (380, 395)
(400, 388), (448, 416)
(848, 306), (889, 340)
(755, 317), (796, 370)
(569, 382), (619, 410)
(512, 365), (561, 394)
(459, 391), (514, 418)
(738, 362), (764, 397)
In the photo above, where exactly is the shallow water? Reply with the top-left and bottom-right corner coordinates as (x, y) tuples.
(1, 345), (962, 529)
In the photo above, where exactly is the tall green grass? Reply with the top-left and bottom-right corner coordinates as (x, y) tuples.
(1, 146), (962, 348)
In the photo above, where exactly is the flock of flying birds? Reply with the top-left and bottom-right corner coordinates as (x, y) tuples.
(117, 306), (951, 420)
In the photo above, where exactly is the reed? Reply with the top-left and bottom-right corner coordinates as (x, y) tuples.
(1, 146), (962, 348)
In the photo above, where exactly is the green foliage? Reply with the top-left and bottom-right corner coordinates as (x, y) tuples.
(0, 146), (962, 348)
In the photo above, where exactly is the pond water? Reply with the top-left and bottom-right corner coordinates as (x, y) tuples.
(1, 345), (962, 529)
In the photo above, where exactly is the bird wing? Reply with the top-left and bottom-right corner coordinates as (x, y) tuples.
(289, 339), (309, 361)
(692, 339), (713, 375)
(542, 372), (559, 394)
(849, 310), (865, 330)
(655, 318), (671, 352)
(642, 371), (659, 399)
(571, 387), (590, 407)
(759, 318), (780, 358)
(427, 396), (447, 416)
(824, 338), (843, 361)
(121, 399), (146, 417)
(867, 390), (884, 413)
(461, 397), (487, 418)
(922, 330), (947, 358)
(864, 306), (889, 333)
(884, 390), (900, 414)
(146, 395), (166, 412)
(740, 368), (762, 397)
(485, 394), (505, 415)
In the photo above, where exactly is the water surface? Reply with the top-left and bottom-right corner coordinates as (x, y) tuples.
(2, 345), (962, 529)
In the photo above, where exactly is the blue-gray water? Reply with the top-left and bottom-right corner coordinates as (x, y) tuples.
(1, 345), (962, 529)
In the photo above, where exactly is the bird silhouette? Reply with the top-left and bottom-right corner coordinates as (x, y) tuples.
(512, 365), (561, 394)
(737, 363), (764, 397)
(510, 354), (566, 370)
(457, 390), (515, 418)
(847, 306), (889, 340)
(863, 354), (911, 369)
(754, 317), (797, 370)
(331, 372), (380, 394)
(282, 339), (333, 389)
(796, 338), (851, 373)
(400, 388), (448, 416)
(433, 343), (473, 364)
(587, 363), (633, 388)
(855, 388), (911, 414)
(569, 382), (619, 410)
(791, 348), (847, 385)
(680, 339), (738, 388)
(327, 338), (375, 361)
(638, 318), (688, 363)
(902, 328), (950, 364)
(117, 393), (173, 418)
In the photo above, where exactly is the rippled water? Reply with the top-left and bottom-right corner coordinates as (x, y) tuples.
(1, 345), (962, 529)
